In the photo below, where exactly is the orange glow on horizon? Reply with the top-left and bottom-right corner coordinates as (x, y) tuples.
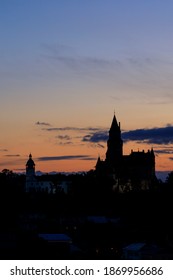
(1, 140), (172, 174)
(1, 118), (173, 174)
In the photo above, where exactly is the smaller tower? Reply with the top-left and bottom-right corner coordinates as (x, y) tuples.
(25, 153), (36, 192)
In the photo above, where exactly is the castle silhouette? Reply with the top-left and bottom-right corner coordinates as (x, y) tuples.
(26, 114), (156, 192)
(95, 114), (156, 191)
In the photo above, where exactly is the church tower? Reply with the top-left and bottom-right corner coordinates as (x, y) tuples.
(95, 114), (156, 191)
(25, 153), (36, 192)
(105, 114), (123, 169)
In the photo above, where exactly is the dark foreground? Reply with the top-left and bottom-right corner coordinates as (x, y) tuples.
(1, 184), (173, 260)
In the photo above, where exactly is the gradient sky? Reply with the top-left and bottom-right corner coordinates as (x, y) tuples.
(1, 0), (173, 177)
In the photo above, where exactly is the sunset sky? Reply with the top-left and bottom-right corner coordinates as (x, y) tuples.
(1, 0), (173, 179)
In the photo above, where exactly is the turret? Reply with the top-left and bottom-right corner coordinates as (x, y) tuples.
(25, 153), (36, 192)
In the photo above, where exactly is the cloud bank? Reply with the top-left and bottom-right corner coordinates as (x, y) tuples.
(122, 125), (173, 145)
(38, 121), (173, 151)
(81, 125), (173, 146)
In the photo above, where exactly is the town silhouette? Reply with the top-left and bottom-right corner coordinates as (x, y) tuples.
(1, 114), (173, 260)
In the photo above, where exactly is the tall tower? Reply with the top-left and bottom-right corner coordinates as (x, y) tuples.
(105, 114), (123, 169)
(25, 153), (36, 192)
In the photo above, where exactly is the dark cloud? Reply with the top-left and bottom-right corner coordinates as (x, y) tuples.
(39, 120), (173, 146)
(81, 157), (97, 161)
(79, 124), (173, 146)
(36, 121), (51, 126)
(82, 134), (92, 142)
(82, 131), (108, 143)
(122, 125), (173, 145)
(40, 125), (108, 147)
(56, 135), (71, 140)
(37, 155), (96, 161)
(5, 154), (20, 157)
(0, 149), (8, 152)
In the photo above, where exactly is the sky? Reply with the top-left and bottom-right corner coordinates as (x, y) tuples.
(1, 0), (173, 179)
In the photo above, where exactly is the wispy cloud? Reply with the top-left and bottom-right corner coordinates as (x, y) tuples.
(97, 143), (105, 148)
(58, 141), (73, 146)
(88, 143), (105, 149)
(43, 43), (171, 76)
(42, 43), (173, 84)
(14, 168), (26, 171)
(37, 155), (96, 161)
(55, 135), (72, 140)
(154, 148), (173, 154)
(146, 93), (173, 105)
(35, 121), (51, 126)
(41, 43), (115, 73)
(0, 157), (24, 168)
(55, 135), (73, 145)
(39, 125), (108, 147)
(51, 55), (113, 71)
(43, 127), (102, 132)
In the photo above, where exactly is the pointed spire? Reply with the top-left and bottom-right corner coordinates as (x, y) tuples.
(110, 113), (119, 130)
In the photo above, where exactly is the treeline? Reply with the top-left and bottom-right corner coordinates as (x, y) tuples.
(1, 168), (173, 217)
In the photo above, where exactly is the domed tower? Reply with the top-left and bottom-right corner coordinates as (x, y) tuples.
(25, 153), (36, 192)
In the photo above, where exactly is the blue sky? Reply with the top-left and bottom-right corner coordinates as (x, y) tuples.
(1, 0), (173, 178)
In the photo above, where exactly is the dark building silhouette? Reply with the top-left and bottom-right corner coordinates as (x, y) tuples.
(96, 114), (156, 191)
(25, 154), (53, 192)
(25, 153), (37, 192)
